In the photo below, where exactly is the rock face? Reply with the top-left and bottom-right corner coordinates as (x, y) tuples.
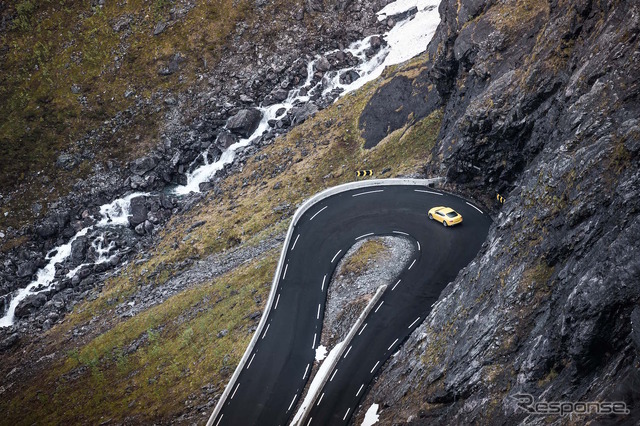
(357, 0), (640, 424)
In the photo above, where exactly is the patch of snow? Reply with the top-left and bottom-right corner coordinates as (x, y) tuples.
(361, 403), (380, 426)
(315, 344), (328, 361)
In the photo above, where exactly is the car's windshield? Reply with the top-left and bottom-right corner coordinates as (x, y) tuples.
(446, 212), (458, 218)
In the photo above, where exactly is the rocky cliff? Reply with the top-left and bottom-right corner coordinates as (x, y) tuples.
(357, 0), (640, 424)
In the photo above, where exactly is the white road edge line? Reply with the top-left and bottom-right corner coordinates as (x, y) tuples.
(307, 418), (313, 426)
(408, 317), (421, 328)
(282, 263), (289, 280)
(215, 415), (223, 426)
(415, 189), (442, 195)
(358, 323), (367, 335)
(303, 364), (310, 380)
(393, 230), (409, 236)
(466, 201), (484, 214)
(309, 206), (328, 221)
(317, 304), (321, 320)
(408, 259), (416, 270)
(356, 232), (375, 240)
(374, 301), (384, 313)
(370, 361), (380, 373)
(388, 338), (399, 351)
(352, 189), (384, 197)
(274, 293), (281, 310)
(247, 353), (256, 369)
(343, 345), (352, 359)
(312, 333), (317, 349)
(331, 250), (342, 263)
(288, 393), (298, 411)
(317, 393), (325, 406)
(321, 275), (326, 292)
(392, 279), (401, 291)
(230, 383), (240, 400)
(343, 408), (351, 420)
(329, 369), (338, 382)
(291, 234), (300, 251)
(356, 384), (365, 397)
(262, 323), (270, 339)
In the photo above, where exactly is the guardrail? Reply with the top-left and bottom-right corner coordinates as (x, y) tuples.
(206, 177), (444, 426)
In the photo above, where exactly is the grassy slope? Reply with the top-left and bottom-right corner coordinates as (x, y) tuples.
(0, 55), (442, 424)
(0, 0), (286, 233)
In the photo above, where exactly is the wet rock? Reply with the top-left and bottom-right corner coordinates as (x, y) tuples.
(70, 236), (88, 264)
(226, 108), (262, 138)
(216, 131), (237, 150)
(128, 196), (148, 227)
(15, 293), (47, 318)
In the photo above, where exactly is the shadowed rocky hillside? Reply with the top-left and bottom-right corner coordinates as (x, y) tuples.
(356, 0), (640, 424)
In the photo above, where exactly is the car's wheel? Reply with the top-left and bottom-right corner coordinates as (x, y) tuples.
(443, 221), (448, 227)
(428, 213), (433, 220)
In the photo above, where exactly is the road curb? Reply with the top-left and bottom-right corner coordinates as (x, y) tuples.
(206, 177), (443, 426)
(293, 284), (388, 426)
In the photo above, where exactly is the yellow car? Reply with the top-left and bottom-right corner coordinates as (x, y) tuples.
(428, 206), (463, 227)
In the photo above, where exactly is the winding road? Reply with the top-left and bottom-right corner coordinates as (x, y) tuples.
(208, 182), (491, 426)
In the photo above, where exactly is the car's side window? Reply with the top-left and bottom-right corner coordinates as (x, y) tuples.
(436, 211), (444, 217)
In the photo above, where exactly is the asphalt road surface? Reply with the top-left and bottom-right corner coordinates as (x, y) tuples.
(212, 185), (492, 426)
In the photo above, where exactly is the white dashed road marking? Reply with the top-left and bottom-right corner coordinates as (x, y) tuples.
(247, 353), (256, 369)
(356, 384), (364, 396)
(466, 201), (484, 214)
(388, 338), (399, 351)
(414, 189), (442, 195)
(352, 190), (384, 197)
(343, 408), (351, 420)
(343, 345), (352, 359)
(408, 259), (416, 270)
(274, 293), (281, 310)
(370, 361), (380, 373)
(392, 279), (401, 290)
(356, 232), (375, 240)
(408, 317), (421, 328)
(291, 234), (300, 250)
(392, 230), (409, 236)
(309, 206), (328, 221)
(330, 369), (338, 382)
(288, 394), (297, 411)
(374, 301), (384, 312)
(262, 323), (270, 339)
(331, 250), (342, 263)
(358, 323), (367, 335)
(230, 383), (240, 400)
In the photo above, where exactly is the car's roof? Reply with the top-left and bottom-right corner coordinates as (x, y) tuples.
(435, 207), (458, 214)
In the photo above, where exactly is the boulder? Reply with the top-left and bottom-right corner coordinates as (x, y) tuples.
(226, 109), (262, 138)
(14, 293), (47, 318)
(17, 261), (37, 278)
(291, 103), (318, 125)
(216, 131), (237, 150)
(0, 333), (19, 352)
(70, 236), (88, 264)
(130, 156), (157, 176)
(128, 196), (148, 227)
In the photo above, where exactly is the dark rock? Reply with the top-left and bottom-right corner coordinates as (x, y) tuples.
(314, 57), (331, 72)
(217, 329), (229, 338)
(153, 21), (167, 36)
(216, 131), (237, 150)
(17, 261), (37, 278)
(134, 222), (146, 236)
(55, 153), (79, 171)
(291, 103), (318, 125)
(130, 156), (157, 176)
(128, 196), (148, 227)
(0, 333), (19, 352)
(14, 293), (47, 318)
(70, 236), (88, 264)
(226, 109), (263, 138)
